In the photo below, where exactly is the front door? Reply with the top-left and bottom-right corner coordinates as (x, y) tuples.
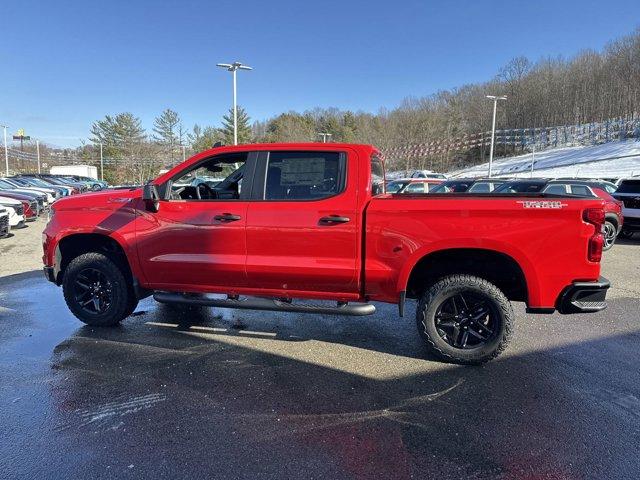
(245, 149), (361, 298)
(136, 152), (253, 291)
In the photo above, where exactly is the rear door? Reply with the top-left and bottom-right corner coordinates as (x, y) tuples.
(244, 149), (360, 297)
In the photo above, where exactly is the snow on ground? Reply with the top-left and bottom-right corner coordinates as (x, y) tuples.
(451, 140), (640, 179)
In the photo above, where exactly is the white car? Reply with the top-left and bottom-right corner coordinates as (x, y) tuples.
(0, 206), (9, 237)
(0, 196), (26, 229)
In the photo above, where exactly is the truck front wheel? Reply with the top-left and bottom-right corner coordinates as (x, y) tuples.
(62, 252), (135, 327)
(416, 275), (513, 365)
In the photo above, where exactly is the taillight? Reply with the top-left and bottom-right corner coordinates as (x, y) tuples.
(583, 207), (604, 262)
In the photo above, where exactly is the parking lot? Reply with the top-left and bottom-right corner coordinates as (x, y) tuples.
(0, 221), (639, 479)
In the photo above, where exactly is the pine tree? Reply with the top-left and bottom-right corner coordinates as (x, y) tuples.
(220, 106), (252, 144)
(153, 109), (181, 160)
(188, 124), (224, 153)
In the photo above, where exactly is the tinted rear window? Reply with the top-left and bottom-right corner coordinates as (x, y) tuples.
(616, 180), (640, 194)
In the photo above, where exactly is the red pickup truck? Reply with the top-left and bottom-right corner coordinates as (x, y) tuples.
(43, 143), (610, 364)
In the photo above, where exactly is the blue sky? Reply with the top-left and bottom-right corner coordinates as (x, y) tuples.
(3, 0), (639, 147)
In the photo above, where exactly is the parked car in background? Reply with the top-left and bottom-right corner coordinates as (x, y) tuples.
(59, 174), (108, 191)
(467, 179), (506, 193)
(386, 178), (443, 193)
(430, 179), (475, 193)
(12, 176), (68, 197)
(592, 188), (624, 250)
(553, 178), (618, 194)
(493, 179), (549, 194)
(0, 177), (56, 203)
(540, 179), (624, 250)
(613, 178), (640, 238)
(0, 206), (9, 238)
(0, 178), (49, 211)
(0, 190), (40, 219)
(410, 170), (447, 179)
(22, 174), (84, 194)
(543, 179), (618, 196)
(0, 196), (26, 229)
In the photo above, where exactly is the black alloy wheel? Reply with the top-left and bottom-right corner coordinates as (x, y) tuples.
(416, 275), (513, 365)
(73, 267), (114, 315)
(434, 292), (497, 349)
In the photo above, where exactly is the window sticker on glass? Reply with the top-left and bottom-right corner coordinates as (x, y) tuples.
(280, 158), (326, 186)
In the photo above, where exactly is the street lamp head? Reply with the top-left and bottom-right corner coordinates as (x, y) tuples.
(217, 62), (253, 72)
(486, 95), (507, 101)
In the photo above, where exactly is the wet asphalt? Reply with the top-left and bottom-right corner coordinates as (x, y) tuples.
(1, 260), (639, 479)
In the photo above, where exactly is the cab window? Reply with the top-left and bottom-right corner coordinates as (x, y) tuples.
(168, 152), (247, 201)
(371, 154), (385, 195)
(264, 151), (345, 201)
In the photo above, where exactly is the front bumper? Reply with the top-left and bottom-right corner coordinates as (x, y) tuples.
(556, 276), (610, 314)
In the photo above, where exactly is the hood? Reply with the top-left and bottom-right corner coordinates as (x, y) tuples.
(0, 196), (21, 206)
(52, 187), (141, 211)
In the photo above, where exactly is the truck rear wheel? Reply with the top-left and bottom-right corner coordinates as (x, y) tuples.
(62, 252), (134, 327)
(416, 275), (513, 365)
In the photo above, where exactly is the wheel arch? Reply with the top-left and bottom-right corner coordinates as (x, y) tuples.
(403, 247), (529, 303)
(55, 233), (134, 286)
(604, 213), (619, 229)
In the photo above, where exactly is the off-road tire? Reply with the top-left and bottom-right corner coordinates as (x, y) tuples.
(62, 252), (134, 327)
(416, 274), (513, 365)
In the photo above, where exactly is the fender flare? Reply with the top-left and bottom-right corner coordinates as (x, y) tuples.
(395, 239), (540, 305)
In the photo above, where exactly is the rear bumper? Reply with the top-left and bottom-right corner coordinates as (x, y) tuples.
(556, 276), (610, 314)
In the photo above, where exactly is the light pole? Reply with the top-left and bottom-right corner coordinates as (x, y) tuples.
(318, 132), (333, 143)
(216, 61), (252, 145)
(1, 125), (8, 176)
(36, 140), (41, 173)
(486, 95), (507, 177)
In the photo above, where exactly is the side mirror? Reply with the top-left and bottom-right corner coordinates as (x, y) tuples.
(142, 183), (160, 212)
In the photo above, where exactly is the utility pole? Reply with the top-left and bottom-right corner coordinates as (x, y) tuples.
(216, 61), (253, 145)
(99, 142), (104, 181)
(318, 132), (333, 143)
(486, 95), (507, 177)
(36, 140), (41, 173)
(2, 125), (8, 176)
(182, 145), (186, 162)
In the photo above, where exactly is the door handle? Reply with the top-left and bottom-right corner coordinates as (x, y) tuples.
(214, 213), (241, 222)
(319, 215), (350, 225)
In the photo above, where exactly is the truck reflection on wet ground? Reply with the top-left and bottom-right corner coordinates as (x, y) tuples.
(1, 271), (639, 479)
